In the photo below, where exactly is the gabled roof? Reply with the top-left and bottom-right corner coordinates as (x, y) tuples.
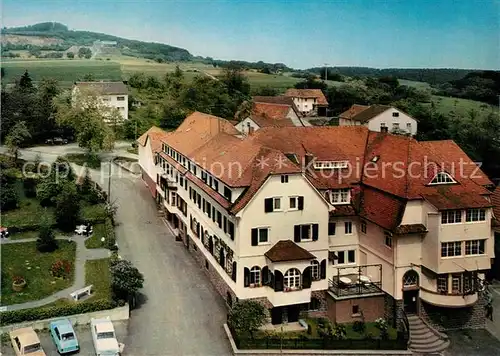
(345, 104), (391, 123)
(339, 104), (370, 119)
(137, 126), (170, 155)
(493, 185), (500, 220)
(265, 240), (315, 262)
(74, 81), (128, 95)
(284, 89), (328, 105)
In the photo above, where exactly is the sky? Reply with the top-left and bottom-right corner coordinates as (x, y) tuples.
(2, 0), (499, 69)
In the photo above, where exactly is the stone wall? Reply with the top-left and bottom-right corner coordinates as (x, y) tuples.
(326, 295), (385, 324)
(307, 290), (328, 318)
(419, 292), (486, 331)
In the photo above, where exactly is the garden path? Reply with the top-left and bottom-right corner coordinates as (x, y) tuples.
(1, 236), (110, 311)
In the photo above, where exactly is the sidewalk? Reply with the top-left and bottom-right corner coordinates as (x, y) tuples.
(1, 236), (110, 312)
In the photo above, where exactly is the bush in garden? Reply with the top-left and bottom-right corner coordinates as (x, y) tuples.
(375, 318), (389, 340)
(331, 323), (347, 340)
(36, 222), (58, 252)
(51, 260), (72, 278)
(353, 320), (366, 335)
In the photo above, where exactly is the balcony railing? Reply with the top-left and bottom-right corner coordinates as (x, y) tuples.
(328, 264), (384, 298)
(420, 287), (478, 307)
(329, 278), (384, 298)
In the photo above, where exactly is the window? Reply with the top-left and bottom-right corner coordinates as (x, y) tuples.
(311, 260), (320, 280)
(392, 112), (399, 117)
(213, 179), (219, 192)
(344, 221), (352, 234)
(337, 251), (345, 264)
(348, 250), (355, 263)
(384, 233), (392, 248)
(250, 266), (261, 286)
(392, 123), (400, 130)
(441, 241), (462, 257)
(380, 123), (386, 129)
(309, 297), (320, 311)
(281, 175), (289, 183)
(437, 275), (448, 293)
(284, 268), (301, 290)
(331, 189), (350, 204)
(228, 221), (235, 240)
(465, 240), (486, 255)
(117, 96), (125, 101)
(361, 221), (367, 234)
(314, 161), (349, 170)
(352, 305), (360, 315)
(406, 122), (412, 131)
(251, 227), (269, 244)
(224, 186), (232, 201)
(466, 209), (486, 222)
(289, 196), (298, 210)
(294, 224), (319, 242)
(217, 211), (222, 228)
(441, 210), (462, 224)
(328, 222), (336, 236)
(452, 274), (461, 294)
(273, 197), (281, 210)
(430, 172), (455, 184)
(118, 106), (125, 111)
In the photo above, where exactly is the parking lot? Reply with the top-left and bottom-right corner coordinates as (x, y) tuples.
(1, 321), (128, 356)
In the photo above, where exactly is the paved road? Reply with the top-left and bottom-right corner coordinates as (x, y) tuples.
(2, 145), (232, 355)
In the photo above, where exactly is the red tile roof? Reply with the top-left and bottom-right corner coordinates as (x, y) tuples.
(493, 186), (500, 221)
(285, 89), (328, 105)
(137, 126), (170, 155)
(252, 96), (301, 117)
(265, 240), (316, 262)
(359, 188), (405, 231)
(249, 102), (299, 128)
(339, 105), (370, 120)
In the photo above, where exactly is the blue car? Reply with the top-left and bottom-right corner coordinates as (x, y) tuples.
(49, 319), (79, 354)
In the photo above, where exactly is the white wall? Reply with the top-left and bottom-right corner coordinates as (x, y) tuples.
(366, 108), (417, 135)
(292, 97), (317, 114)
(138, 138), (156, 181)
(101, 94), (128, 121)
(235, 117), (260, 134)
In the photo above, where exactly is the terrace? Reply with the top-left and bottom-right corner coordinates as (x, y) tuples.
(328, 263), (384, 299)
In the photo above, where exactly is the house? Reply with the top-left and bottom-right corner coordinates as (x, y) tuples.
(137, 126), (171, 198)
(339, 104), (418, 135)
(72, 81), (129, 121)
(234, 96), (310, 135)
(284, 89), (329, 116)
(139, 112), (496, 332)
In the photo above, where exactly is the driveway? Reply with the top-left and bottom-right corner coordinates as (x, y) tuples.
(1, 146), (232, 355)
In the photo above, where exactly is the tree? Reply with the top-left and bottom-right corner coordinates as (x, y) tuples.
(54, 89), (116, 153)
(19, 70), (33, 91)
(227, 300), (266, 338)
(252, 86), (279, 96)
(78, 47), (92, 59)
(0, 181), (19, 211)
(66, 51), (74, 59)
(1, 67), (5, 79)
(220, 66), (251, 96)
(5, 121), (31, 162)
(55, 181), (81, 231)
(36, 220), (57, 252)
(110, 259), (144, 304)
(82, 73), (95, 82)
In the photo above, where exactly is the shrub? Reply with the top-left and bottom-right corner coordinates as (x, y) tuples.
(0, 184), (19, 211)
(353, 320), (366, 334)
(51, 260), (72, 278)
(55, 182), (81, 232)
(331, 323), (347, 340)
(0, 299), (117, 326)
(36, 223), (58, 252)
(104, 218), (117, 250)
(375, 318), (389, 340)
(23, 177), (38, 198)
(228, 300), (267, 338)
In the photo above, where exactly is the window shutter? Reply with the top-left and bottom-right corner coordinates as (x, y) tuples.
(298, 196), (304, 210)
(320, 259), (327, 279)
(229, 222), (235, 240)
(264, 198), (273, 213)
(251, 228), (258, 246)
(294, 225), (301, 242)
(270, 271), (275, 288)
(232, 261), (237, 282)
(302, 266), (312, 289)
(312, 224), (319, 241)
(244, 268), (250, 287)
(274, 270), (284, 292)
(262, 266), (269, 286)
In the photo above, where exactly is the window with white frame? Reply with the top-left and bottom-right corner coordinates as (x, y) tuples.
(311, 260), (320, 280)
(451, 274), (462, 294)
(441, 241), (462, 257)
(437, 275), (448, 293)
(430, 172), (456, 184)
(117, 96), (125, 101)
(465, 209), (486, 222)
(289, 196), (298, 210)
(392, 112), (400, 117)
(331, 189), (350, 204)
(284, 268), (301, 289)
(465, 240), (485, 255)
(250, 266), (261, 286)
(314, 161), (349, 169)
(384, 233), (392, 248)
(334, 250), (356, 265)
(255, 227), (269, 244)
(441, 210), (462, 224)
(392, 123), (400, 130)
(273, 197), (282, 211)
(345, 221), (352, 234)
(406, 122), (412, 131)
(281, 175), (289, 183)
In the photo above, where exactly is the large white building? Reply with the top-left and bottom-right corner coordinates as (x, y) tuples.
(72, 81), (129, 121)
(138, 111), (496, 338)
(338, 104), (418, 136)
(284, 89), (329, 116)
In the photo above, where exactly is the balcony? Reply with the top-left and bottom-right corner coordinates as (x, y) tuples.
(160, 174), (177, 191)
(420, 287), (478, 307)
(328, 264), (384, 299)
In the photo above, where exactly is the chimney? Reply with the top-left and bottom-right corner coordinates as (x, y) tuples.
(248, 126), (255, 135)
(304, 153), (314, 169)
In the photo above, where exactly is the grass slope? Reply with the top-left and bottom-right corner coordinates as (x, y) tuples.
(430, 95), (497, 118)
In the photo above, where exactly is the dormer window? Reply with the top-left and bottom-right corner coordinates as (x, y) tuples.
(314, 161), (348, 169)
(331, 189), (350, 204)
(429, 172), (456, 185)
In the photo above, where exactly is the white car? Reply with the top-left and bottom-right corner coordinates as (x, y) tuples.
(90, 317), (120, 356)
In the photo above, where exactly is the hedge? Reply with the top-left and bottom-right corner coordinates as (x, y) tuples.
(0, 299), (118, 326)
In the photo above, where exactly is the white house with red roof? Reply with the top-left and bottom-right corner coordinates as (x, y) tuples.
(138, 111), (496, 346)
(284, 89), (329, 116)
(72, 81), (129, 121)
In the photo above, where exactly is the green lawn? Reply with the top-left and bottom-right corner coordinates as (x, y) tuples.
(1, 198), (55, 229)
(84, 223), (107, 249)
(84, 258), (112, 301)
(0, 241), (77, 306)
(65, 153), (101, 169)
(430, 95), (497, 119)
(399, 79), (431, 89)
(2, 59), (122, 87)
(81, 204), (108, 223)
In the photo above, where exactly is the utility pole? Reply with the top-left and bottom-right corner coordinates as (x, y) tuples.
(135, 119), (138, 141)
(324, 63), (329, 82)
(107, 160), (111, 202)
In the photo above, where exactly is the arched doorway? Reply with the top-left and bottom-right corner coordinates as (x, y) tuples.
(402, 270), (419, 314)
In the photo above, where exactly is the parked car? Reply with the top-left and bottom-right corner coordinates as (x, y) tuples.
(90, 317), (120, 356)
(45, 137), (68, 145)
(49, 318), (79, 354)
(9, 327), (46, 356)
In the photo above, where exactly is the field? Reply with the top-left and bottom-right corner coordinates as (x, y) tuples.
(2, 59), (122, 87)
(399, 79), (431, 89)
(430, 95), (497, 118)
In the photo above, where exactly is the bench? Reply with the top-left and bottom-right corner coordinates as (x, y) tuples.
(70, 285), (93, 301)
(298, 319), (308, 329)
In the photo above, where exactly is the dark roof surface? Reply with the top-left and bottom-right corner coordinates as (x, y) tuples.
(265, 240), (316, 262)
(75, 81), (128, 95)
